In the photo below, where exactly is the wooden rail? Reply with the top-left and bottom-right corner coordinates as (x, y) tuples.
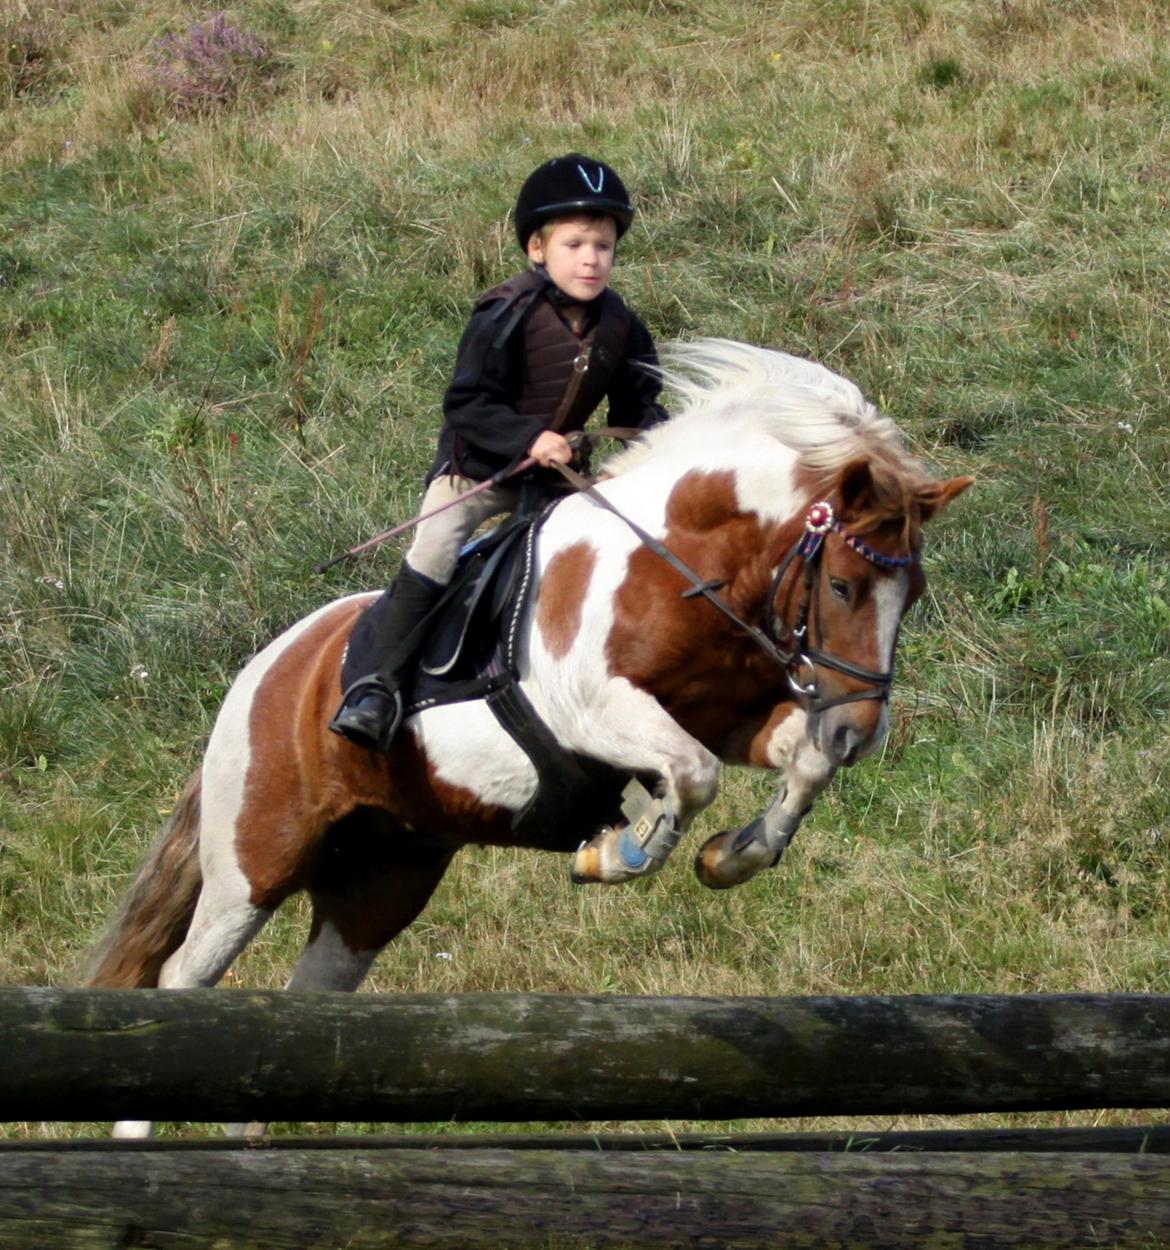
(4, 987), (1170, 1122)
(0, 1140), (1167, 1249)
(3, 988), (1169, 1248)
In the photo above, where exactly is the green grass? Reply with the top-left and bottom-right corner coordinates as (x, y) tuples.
(1, 0), (1169, 1141)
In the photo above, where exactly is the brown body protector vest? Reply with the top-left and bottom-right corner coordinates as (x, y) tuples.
(479, 268), (633, 436)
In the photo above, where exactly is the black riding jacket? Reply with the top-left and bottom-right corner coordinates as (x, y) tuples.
(429, 269), (668, 484)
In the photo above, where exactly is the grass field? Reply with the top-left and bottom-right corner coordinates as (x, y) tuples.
(1, 0), (1168, 1140)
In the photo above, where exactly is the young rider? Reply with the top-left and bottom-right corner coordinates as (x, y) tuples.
(329, 153), (669, 750)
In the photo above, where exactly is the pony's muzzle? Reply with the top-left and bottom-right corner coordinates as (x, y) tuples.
(815, 700), (888, 768)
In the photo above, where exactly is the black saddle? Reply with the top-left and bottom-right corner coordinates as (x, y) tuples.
(414, 510), (536, 690)
(403, 504), (635, 850)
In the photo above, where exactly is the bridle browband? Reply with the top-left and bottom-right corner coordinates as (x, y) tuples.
(552, 463), (914, 714)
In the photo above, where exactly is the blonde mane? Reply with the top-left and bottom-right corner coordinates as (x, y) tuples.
(603, 339), (936, 526)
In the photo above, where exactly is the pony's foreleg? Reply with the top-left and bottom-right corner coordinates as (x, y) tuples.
(695, 707), (836, 889)
(693, 774), (830, 889)
(571, 776), (686, 885)
(559, 677), (721, 885)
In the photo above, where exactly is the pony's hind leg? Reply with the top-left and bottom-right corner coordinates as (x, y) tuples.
(156, 875), (271, 990)
(290, 818), (455, 992)
(110, 844), (275, 1141)
(155, 750), (284, 991)
(112, 761), (302, 1138)
(222, 820), (455, 1140)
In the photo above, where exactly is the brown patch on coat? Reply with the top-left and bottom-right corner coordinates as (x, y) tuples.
(232, 593), (539, 909)
(603, 459), (952, 759)
(606, 469), (802, 756)
(664, 468), (741, 532)
(233, 596), (379, 908)
(537, 541), (597, 659)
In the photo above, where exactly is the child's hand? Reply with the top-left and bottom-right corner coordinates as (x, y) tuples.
(529, 430), (573, 468)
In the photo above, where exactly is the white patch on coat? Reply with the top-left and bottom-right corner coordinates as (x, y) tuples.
(874, 570), (909, 671)
(757, 708), (837, 792)
(520, 508), (722, 824)
(414, 702), (539, 813)
(756, 708), (814, 772)
(839, 569), (908, 760)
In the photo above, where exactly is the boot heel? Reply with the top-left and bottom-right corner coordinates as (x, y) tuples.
(329, 687), (402, 751)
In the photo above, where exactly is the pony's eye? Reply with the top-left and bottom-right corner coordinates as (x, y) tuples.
(829, 577), (850, 601)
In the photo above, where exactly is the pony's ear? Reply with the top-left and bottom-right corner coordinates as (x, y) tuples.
(835, 457), (877, 522)
(919, 475), (975, 523)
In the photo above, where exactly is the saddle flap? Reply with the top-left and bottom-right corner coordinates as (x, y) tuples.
(418, 513), (535, 680)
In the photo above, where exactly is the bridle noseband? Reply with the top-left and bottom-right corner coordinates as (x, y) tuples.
(764, 500), (914, 713)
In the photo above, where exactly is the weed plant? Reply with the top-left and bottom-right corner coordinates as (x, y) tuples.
(1, 0), (1168, 1141)
(151, 13), (274, 117)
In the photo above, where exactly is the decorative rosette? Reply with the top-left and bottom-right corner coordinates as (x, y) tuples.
(804, 501), (835, 534)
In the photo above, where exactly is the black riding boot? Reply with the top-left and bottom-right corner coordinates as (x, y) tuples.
(328, 564), (445, 750)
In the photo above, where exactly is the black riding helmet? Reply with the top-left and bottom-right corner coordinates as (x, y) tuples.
(514, 153), (634, 250)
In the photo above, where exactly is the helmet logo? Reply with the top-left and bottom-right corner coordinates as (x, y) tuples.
(577, 163), (604, 194)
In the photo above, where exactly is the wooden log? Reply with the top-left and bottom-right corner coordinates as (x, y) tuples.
(5, 1125), (1169, 1154)
(3, 988), (1170, 1123)
(0, 1144), (1167, 1249)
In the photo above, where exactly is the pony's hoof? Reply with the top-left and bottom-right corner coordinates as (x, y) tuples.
(569, 837), (605, 884)
(224, 1121), (269, 1139)
(571, 779), (682, 885)
(694, 827), (779, 890)
(570, 829), (666, 885)
(111, 1120), (155, 1140)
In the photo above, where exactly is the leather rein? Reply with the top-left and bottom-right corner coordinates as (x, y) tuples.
(552, 460), (914, 715)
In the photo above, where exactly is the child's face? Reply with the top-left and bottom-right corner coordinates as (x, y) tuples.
(526, 215), (618, 304)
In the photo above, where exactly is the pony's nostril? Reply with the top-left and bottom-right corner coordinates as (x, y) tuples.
(834, 723), (860, 766)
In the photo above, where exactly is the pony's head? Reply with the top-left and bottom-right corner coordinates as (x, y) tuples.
(606, 340), (972, 769)
(781, 453), (972, 767)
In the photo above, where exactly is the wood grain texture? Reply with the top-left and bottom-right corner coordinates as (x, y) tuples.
(4, 987), (1170, 1123)
(0, 1145), (1168, 1249)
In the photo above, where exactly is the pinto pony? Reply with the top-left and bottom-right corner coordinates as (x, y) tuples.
(88, 341), (969, 1009)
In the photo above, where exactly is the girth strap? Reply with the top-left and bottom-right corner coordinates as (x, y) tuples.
(485, 680), (628, 839)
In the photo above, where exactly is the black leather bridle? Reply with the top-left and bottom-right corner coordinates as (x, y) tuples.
(762, 500), (913, 713)
(554, 466), (913, 715)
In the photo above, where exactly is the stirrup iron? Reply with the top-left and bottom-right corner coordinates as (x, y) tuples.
(328, 680), (403, 752)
